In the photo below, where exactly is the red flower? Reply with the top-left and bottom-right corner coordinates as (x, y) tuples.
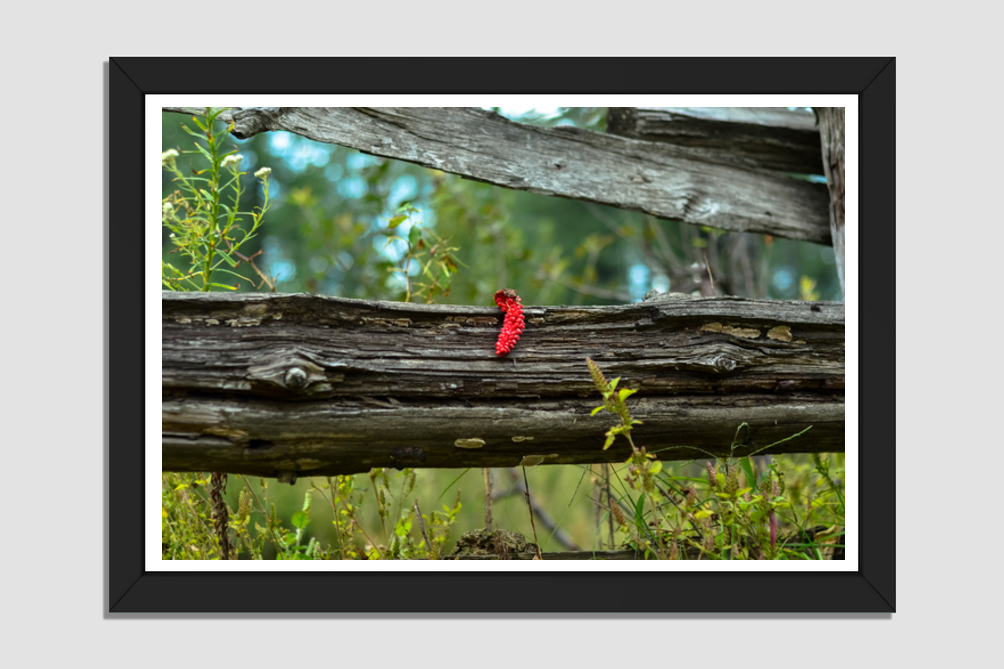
(494, 288), (525, 356)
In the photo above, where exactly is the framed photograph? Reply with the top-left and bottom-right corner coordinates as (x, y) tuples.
(111, 57), (894, 612)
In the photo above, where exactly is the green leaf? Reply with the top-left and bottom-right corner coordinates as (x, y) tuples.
(291, 511), (309, 529)
(394, 519), (412, 538)
(408, 226), (422, 246)
(281, 533), (297, 546)
(633, 495), (646, 529)
(213, 250), (238, 268)
(618, 388), (637, 402)
(739, 456), (757, 488)
(649, 461), (663, 475)
(608, 377), (620, 393)
(590, 406), (605, 417)
(387, 215), (407, 228)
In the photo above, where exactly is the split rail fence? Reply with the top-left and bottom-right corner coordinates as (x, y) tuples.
(162, 106), (845, 481)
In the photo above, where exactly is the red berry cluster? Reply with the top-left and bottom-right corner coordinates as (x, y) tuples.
(494, 288), (525, 356)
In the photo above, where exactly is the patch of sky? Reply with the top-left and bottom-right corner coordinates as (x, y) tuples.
(270, 260), (296, 283)
(239, 150), (257, 170)
(262, 236), (296, 283)
(324, 163), (344, 181)
(336, 176), (367, 199)
(309, 255), (329, 274)
(265, 178), (281, 200)
(376, 235), (409, 263)
(268, 132), (292, 155)
(347, 152), (381, 171)
(628, 263), (650, 302)
(484, 106), (563, 124)
(773, 267), (794, 291)
(388, 175), (418, 209)
(285, 140), (331, 172)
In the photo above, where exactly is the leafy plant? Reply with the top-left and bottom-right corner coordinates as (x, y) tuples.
(161, 107), (273, 291)
(382, 202), (464, 303)
(163, 469), (464, 561)
(585, 358), (843, 560)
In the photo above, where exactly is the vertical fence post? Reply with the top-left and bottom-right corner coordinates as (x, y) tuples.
(816, 107), (846, 298)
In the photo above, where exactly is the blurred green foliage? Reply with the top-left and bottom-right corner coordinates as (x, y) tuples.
(162, 107), (840, 305)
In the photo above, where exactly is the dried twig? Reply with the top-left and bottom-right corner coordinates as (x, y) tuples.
(704, 250), (715, 296)
(498, 468), (580, 551)
(483, 468), (494, 530)
(521, 467), (545, 560)
(412, 499), (435, 559)
(209, 471), (233, 560)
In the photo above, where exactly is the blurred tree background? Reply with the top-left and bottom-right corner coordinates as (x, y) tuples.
(162, 107), (842, 557)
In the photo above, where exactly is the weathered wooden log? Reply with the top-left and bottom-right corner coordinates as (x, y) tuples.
(816, 108), (846, 296)
(164, 106), (831, 245)
(607, 107), (822, 174)
(163, 292), (844, 478)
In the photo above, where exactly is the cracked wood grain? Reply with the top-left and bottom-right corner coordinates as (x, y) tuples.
(162, 292), (844, 477)
(816, 107), (846, 296)
(607, 107), (823, 175)
(164, 106), (831, 244)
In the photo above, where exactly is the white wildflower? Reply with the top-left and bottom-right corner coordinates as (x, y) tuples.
(254, 167), (272, 179)
(221, 154), (243, 170)
(161, 149), (179, 167)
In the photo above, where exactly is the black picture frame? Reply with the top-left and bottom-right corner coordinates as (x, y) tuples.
(110, 56), (894, 613)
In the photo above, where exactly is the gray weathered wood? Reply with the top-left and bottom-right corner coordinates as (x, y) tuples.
(164, 106), (831, 245)
(816, 108), (846, 297)
(163, 292), (844, 478)
(607, 107), (822, 175)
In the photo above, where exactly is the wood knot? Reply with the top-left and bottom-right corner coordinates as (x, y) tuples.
(713, 355), (737, 373)
(284, 366), (308, 390)
(390, 446), (427, 465)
